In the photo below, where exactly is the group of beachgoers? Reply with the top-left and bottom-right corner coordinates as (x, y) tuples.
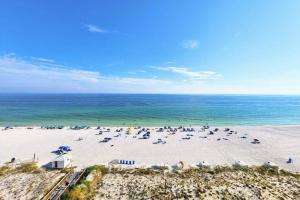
(2, 125), (262, 145)
(92, 125), (262, 146)
(1, 125), (295, 172)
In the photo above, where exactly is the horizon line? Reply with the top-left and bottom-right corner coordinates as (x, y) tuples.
(0, 92), (300, 96)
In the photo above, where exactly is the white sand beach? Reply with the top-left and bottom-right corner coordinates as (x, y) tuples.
(0, 125), (299, 172)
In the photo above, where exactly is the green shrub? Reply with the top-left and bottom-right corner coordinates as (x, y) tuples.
(62, 165), (106, 200)
(86, 165), (108, 176)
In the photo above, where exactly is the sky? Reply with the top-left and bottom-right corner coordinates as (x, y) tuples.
(0, 0), (300, 94)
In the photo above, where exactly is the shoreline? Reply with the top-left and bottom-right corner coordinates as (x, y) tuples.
(2, 123), (300, 128)
(1, 125), (299, 172)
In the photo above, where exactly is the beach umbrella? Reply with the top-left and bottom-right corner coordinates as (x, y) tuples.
(127, 127), (134, 134)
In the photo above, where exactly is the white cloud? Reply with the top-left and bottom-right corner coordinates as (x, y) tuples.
(84, 24), (107, 33)
(127, 70), (146, 74)
(30, 57), (55, 63)
(0, 54), (101, 83)
(181, 40), (199, 49)
(152, 66), (221, 80)
(3, 54), (298, 94)
(0, 54), (172, 93)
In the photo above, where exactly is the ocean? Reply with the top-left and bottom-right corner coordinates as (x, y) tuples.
(0, 94), (299, 126)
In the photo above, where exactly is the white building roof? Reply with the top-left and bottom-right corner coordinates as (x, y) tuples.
(52, 154), (72, 162)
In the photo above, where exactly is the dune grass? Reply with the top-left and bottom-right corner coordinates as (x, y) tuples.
(0, 161), (43, 176)
(95, 165), (300, 200)
(61, 165), (107, 200)
(15, 161), (43, 173)
(0, 165), (11, 176)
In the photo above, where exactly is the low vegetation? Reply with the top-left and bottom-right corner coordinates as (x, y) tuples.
(0, 161), (43, 176)
(0, 166), (11, 176)
(15, 161), (44, 173)
(1, 163), (299, 199)
(95, 165), (300, 200)
(0, 163), (64, 200)
(61, 165), (108, 200)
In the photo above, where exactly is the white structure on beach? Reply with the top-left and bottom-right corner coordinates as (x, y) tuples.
(264, 161), (278, 168)
(198, 161), (210, 168)
(51, 154), (72, 169)
(234, 160), (248, 167)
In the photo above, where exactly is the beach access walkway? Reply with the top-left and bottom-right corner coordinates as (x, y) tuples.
(41, 168), (86, 200)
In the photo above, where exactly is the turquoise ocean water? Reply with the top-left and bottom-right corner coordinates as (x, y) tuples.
(0, 94), (299, 126)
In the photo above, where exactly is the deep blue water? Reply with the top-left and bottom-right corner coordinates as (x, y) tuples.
(0, 94), (299, 126)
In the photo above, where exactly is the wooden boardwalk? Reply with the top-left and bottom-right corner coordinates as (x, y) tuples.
(41, 168), (86, 200)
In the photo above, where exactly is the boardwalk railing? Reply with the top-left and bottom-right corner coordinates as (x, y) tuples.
(40, 171), (72, 200)
(41, 168), (86, 200)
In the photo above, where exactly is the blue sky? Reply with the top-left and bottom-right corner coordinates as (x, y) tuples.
(0, 0), (300, 94)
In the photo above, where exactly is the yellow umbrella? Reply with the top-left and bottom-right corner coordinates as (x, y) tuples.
(127, 127), (134, 134)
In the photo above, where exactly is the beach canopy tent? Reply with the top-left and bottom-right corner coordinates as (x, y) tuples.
(51, 154), (72, 169)
(58, 146), (72, 152)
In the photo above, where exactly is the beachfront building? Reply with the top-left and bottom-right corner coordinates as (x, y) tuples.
(51, 154), (72, 169)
